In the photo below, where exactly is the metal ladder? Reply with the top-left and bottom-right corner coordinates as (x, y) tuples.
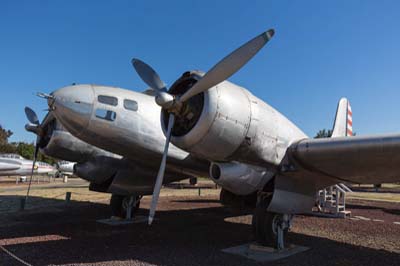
(313, 183), (352, 218)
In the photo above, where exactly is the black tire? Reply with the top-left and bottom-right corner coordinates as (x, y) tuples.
(110, 194), (124, 218)
(252, 211), (288, 247)
(252, 192), (287, 247)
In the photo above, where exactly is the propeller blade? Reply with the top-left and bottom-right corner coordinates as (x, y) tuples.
(179, 29), (274, 102)
(155, 92), (175, 109)
(24, 107), (40, 125)
(25, 123), (43, 136)
(132, 58), (167, 92)
(25, 144), (39, 204)
(148, 113), (175, 225)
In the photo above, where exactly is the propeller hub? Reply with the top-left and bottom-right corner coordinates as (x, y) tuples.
(155, 92), (175, 109)
(25, 123), (43, 136)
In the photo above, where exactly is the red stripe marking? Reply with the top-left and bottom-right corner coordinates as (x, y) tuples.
(347, 129), (353, 136)
(347, 120), (353, 126)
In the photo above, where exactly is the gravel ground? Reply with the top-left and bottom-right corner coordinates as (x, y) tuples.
(0, 187), (399, 265)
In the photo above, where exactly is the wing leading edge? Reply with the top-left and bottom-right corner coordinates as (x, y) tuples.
(285, 133), (400, 186)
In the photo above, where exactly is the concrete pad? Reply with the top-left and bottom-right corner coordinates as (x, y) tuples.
(97, 215), (148, 226)
(354, 216), (371, 221)
(222, 242), (309, 262)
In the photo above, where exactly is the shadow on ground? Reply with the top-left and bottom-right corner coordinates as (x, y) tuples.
(0, 195), (399, 266)
(347, 202), (400, 216)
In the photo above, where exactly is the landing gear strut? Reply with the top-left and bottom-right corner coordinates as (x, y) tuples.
(110, 194), (142, 220)
(252, 192), (292, 249)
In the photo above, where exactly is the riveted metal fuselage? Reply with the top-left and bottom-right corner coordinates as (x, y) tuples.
(50, 85), (209, 177)
(50, 82), (307, 180)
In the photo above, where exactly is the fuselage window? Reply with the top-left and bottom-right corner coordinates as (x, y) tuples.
(98, 95), (118, 106)
(124, 99), (138, 111)
(95, 109), (117, 121)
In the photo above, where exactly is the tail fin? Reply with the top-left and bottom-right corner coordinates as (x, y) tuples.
(331, 98), (353, 137)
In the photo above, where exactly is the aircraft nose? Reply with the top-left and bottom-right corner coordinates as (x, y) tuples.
(50, 84), (94, 136)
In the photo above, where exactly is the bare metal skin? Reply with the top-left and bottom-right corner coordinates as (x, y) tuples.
(26, 103), (206, 196)
(48, 77), (400, 214)
(28, 29), (400, 245)
(46, 27), (400, 214)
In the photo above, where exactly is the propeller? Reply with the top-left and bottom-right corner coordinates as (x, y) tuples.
(132, 59), (167, 92)
(23, 107), (42, 205)
(25, 138), (40, 205)
(179, 29), (274, 102)
(25, 107), (40, 125)
(132, 28), (275, 224)
(148, 113), (175, 224)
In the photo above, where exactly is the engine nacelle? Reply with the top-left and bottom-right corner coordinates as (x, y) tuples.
(162, 71), (252, 161)
(219, 189), (257, 208)
(75, 156), (191, 196)
(74, 156), (120, 183)
(209, 162), (274, 195)
(37, 116), (116, 163)
(162, 71), (307, 167)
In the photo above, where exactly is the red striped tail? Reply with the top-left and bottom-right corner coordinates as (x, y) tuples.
(332, 98), (353, 138)
(346, 102), (353, 136)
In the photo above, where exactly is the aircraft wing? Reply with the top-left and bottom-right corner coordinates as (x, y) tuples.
(285, 133), (400, 186)
(268, 133), (400, 214)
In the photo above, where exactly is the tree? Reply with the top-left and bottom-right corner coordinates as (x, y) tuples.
(0, 125), (57, 164)
(15, 142), (35, 160)
(0, 125), (16, 153)
(0, 125), (13, 144)
(315, 128), (356, 138)
(14, 142), (58, 165)
(315, 129), (333, 138)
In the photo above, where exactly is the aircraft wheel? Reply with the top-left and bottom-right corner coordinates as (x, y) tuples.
(110, 194), (141, 218)
(252, 193), (288, 247)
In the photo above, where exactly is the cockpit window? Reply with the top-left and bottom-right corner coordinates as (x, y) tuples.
(95, 109), (117, 121)
(98, 95), (118, 106)
(123, 99), (138, 111)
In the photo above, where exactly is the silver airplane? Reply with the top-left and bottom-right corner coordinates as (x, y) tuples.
(31, 28), (400, 247)
(0, 153), (55, 177)
(25, 101), (206, 218)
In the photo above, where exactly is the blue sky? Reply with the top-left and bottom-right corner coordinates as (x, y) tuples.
(1, 0), (400, 142)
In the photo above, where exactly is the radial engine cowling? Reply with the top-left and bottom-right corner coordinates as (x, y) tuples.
(162, 71), (253, 161)
(33, 115), (115, 163)
(209, 162), (274, 195)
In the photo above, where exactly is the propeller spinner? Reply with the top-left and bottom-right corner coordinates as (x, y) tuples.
(132, 28), (275, 224)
